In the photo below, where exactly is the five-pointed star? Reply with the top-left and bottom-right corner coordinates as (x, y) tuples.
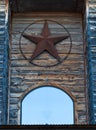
(23, 21), (69, 62)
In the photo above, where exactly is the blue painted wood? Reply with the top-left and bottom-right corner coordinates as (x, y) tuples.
(87, 0), (96, 124)
(0, 0), (9, 125)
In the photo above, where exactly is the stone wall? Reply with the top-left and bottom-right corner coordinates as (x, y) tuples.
(9, 13), (87, 124)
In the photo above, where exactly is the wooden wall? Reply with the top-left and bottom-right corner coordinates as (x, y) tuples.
(0, 0), (9, 125)
(9, 13), (87, 124)
(86, 0), (96, 124)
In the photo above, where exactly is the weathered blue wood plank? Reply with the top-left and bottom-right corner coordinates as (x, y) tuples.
(87, 0), (96, 124)
(0, 0), (9, 125)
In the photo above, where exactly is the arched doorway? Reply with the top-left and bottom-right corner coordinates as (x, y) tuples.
(21, 86), (74, 125)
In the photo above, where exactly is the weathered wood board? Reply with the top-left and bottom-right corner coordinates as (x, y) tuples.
(9, 13), (87, 125)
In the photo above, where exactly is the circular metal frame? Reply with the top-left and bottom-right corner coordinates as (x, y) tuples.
(19, 19), (72, 67)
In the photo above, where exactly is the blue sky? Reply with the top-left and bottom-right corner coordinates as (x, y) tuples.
(22, 86), (74, 125)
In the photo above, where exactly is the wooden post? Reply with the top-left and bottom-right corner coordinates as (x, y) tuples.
(86, 0), (96, 124)
(0, 0), (9, 124)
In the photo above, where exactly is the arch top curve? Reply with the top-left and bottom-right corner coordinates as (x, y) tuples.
(20, 82), (77, 103)
(21, 84), (75, 125)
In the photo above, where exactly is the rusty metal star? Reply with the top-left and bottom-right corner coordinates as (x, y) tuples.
(23, 21), (69, 62)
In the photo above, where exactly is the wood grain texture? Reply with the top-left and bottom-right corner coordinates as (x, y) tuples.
(9, 13), (87, 124)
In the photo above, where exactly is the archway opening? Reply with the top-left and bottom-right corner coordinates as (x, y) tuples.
(21, 86), (74, 125)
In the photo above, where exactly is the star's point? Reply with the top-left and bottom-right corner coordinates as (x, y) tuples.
(23, 21), (69, 62)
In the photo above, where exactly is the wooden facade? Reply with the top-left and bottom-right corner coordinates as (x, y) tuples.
(0, 0), (9, 124)
(0, 0), (96, 126)
(86, 0), (96, 124)
(9, 12), (86, 124)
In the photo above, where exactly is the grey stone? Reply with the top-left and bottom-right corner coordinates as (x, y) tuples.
(10, 109), (18, 118)
(10, 98), (19, 104)
(9, 119), (18, 125)
(10, 87), (25, 93)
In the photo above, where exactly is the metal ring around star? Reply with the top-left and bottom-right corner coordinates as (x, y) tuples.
(19, 20), (72, 67)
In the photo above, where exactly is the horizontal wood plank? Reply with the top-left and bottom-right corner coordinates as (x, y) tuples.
(10, 12), (86, 124)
